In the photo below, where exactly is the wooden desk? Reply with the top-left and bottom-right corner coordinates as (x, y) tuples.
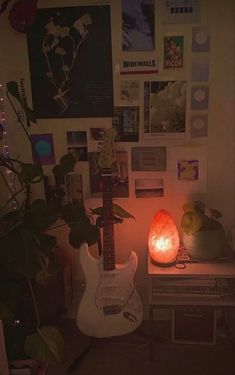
(148, 256), (235, 359)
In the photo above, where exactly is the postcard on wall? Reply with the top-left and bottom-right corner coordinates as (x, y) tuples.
(192, 26), (210, 52)
(131, 147), (167, 171)
(191, 86), (209, 110)
(122, 0), (155, 51)
(89, 151), (129, 198)
(168, 146), (207, 193)
(67, 131), (88, 161)
(191, 55), (209, 82)
(135, 178), (164, 198)
(190, 114), (208, 138)
(30, 133), (55, 165)
(120, 58), (158, 75)
(112, 106), (139, 142)
(120, 80), (140, 105)
(144, 80), (187, 137)
(164, 35), (184, 69)
(27, 5), (113, 118)
(162, 0), (201, 24)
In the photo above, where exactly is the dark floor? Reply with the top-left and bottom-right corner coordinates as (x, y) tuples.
(47, 319), (235, 375)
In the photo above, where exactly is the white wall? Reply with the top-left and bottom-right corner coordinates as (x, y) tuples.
(0, 0), (235, 312)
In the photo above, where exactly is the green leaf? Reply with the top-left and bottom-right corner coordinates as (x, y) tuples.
(69, 220), (100, 248)
(194, 200), (206, 214)
(0, 302), (14, 319)
(18, 163), (43, 184)
(60, 153), (76, 170)
(61, 200), (86, 224)
(53, 153), (76, 177)
(23, 199), (59, 233)
(181, 211), (205, 235)
(208, 208), (222, 220)
(91, 204), (135, 220)
(24, 326), (64, 364)
(7, 81), (21, 101)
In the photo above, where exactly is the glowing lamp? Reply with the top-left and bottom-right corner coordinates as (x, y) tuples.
(148, 209), (180, 266)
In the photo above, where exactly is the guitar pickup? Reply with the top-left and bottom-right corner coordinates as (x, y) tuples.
(103, 304), (121, 315)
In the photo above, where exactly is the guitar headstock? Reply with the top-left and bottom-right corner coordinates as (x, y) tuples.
(98, 128), (117, 169)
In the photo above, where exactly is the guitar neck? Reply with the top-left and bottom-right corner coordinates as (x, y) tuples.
(102, 168), (115, 271)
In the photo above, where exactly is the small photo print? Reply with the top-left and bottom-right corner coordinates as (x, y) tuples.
(131, 147), (167, 171)
(122, 0), (155, 51)
(30, 133), (55, 165)
(192, 26), (210, 52)
(164, 35), (184, 69)
(112, 106), (139, 142)
(135, 178), (164, 198)
(89, 150), (129, 198)
(66, 174), (83, 202)
(144, 80), (187, 135)
(178, 159), (199, 180)
(90, 128), (106, 141)
(163, 0), (201, 24)
(190, 114), (208, 138)
(44, 175), (67, 205)
(191, 55), (209, 82)
(67, 131), (88, 161)
(120, 80), (140, 105)
(191, 86), (209, 110)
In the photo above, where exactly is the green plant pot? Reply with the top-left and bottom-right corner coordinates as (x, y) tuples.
(182, 222), (226, 260)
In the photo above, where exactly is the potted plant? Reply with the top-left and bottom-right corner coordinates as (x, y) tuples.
(0, 81), (134, 367)
(181, 200), (226, 260)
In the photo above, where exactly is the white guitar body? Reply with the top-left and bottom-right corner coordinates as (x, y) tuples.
(77, 242), (143, 338)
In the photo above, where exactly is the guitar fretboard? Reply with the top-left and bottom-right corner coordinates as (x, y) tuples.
(102, 168), (115, 271)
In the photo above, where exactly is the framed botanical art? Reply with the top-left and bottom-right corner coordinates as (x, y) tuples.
(27, 5), (113, 118)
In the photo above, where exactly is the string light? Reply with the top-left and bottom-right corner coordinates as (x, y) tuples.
(0, 81), (18, 211)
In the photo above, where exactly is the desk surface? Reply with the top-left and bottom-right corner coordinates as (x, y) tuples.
(148, 256), (235, 278)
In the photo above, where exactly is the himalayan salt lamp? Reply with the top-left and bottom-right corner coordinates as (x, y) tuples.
(148, 209), (179, 266)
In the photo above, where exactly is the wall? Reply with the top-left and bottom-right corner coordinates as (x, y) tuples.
(0, 0), (235, 315)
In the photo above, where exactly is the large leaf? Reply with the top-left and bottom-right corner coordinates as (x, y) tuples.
(91, 204), (135, 220)
(24, 326), (64, 364)
(181, 211), (205, 235)
(69, 220), (100, 248)
(0, 302), (13, 319)
(0, 281), (24, 319)
(61, 200), (86, 224)
(7, 81), (37, 123)
(53, 153), (76, 177)
(18, 163), (43, 184)
(23, 199), (59, 233)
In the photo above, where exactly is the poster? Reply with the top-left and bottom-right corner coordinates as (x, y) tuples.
(30, 133), (55, 165)
(131, 147), (167, 171)
(164, 36), (184, 69)
(191, 86), (209, 110)
(144, 80), (187, 136)
(27, 6), (113, 118)
(192, 26), (210, 52)
(112, 107), (139, 142)
(122, 0), (155, 51)
(120, 58), (158, 75)
(168, 146), (207, 193)
(120, 80), (140, 105)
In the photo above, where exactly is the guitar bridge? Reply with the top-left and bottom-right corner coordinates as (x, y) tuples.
(103, 304), (121, 315)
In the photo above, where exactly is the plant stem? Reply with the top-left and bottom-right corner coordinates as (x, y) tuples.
(28, 280), (40, 331)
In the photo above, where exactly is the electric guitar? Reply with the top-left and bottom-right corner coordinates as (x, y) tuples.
(76, 128), (143, 338)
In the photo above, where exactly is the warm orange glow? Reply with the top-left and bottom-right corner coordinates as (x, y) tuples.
(148, 209), (179, 266)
